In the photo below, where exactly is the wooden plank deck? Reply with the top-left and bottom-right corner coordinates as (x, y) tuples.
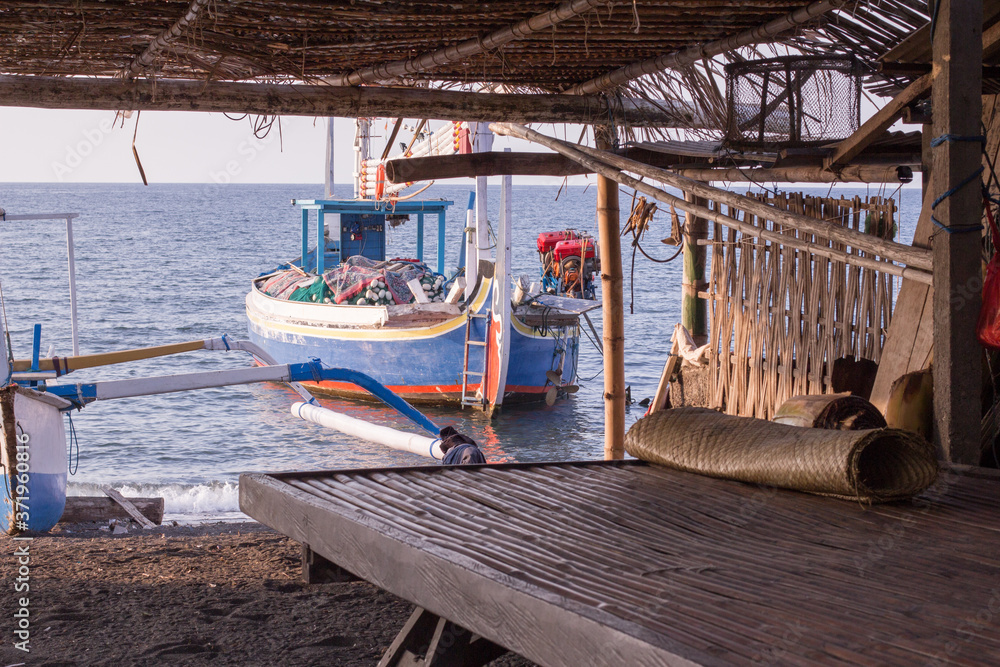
(240, 461), (1000, 667)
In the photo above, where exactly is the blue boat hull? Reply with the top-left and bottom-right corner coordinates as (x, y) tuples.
(246, 281), (579, 405)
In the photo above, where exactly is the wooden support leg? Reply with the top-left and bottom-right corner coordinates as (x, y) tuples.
(932, 0), (983, 464)
(379, 607), (508, 667)
(301, 543), (360, 584)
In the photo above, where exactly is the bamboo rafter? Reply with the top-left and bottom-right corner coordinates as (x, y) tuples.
(564, 0), (846, 95)
(328, 0), (610, 86)
(123, 0), (212, 79)
(0, 0), (931, 99)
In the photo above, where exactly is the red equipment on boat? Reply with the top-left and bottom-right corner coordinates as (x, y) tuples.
(536, 230), (581, 254)
(552, 238), (596, 261)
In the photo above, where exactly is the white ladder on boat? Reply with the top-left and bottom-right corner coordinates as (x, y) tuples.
(460, 311), (489, 409)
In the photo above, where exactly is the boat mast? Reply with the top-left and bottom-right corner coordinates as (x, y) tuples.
(473, 122), (494, 271)
(353, 118), (371, 200)
(324, 118), (335, 199)
(0, 281), (8, 387)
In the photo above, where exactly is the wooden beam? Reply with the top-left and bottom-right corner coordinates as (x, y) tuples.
(596, 128), (625, 461)
(384, 152), (588, 182)
(932, 0), (983, 464)
(0, 75), (701, 128)
(824, 73), (932, 170)
(829, 20), (1000, 171)
(490, 122), (933, 284)
(124, 0), (211, 79)
(329, 0), (605, 86)
(59, 496), (164, 525)
(492, 122), (934, 271)
(676, 165), (914, 184)
(565, 0), (844, 95)
(103, 487), (157, 529)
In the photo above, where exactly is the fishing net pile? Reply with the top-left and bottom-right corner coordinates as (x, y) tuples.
(624, 407), (938, 503)
(260, 257), (449, 306)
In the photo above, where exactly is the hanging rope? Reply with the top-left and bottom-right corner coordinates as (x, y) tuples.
(929, 133), (987, 234)
(67, 412), (80, 475)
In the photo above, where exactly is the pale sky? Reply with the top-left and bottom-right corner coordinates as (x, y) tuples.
(0, 108), (586, 186)
(0, 106), (920, 188)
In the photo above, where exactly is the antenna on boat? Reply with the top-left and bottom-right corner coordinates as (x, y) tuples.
(0, 281), (10, 387)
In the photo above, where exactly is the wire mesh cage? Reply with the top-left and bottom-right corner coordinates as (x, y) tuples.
(724, 56), (862, 150)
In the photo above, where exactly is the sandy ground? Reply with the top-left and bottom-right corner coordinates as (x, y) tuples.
(0, 521), (536, 666)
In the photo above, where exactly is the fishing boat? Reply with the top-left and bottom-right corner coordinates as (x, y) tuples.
(245, 120), (599, 410)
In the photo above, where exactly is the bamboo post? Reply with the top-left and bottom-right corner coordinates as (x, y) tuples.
(932, 0), (983, 464)
(596, 128), (625, 460)
(682, 192), (709, 346)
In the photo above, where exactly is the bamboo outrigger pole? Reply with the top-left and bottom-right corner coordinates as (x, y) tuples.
(595, 127), (625, 460)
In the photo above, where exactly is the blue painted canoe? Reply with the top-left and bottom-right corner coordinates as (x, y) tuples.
(1, 386), (71, 534)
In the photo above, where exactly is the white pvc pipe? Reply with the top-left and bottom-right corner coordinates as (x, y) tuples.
(292, 401), (444, 459)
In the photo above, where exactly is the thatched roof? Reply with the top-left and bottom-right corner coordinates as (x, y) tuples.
(1, 1), (928, 93)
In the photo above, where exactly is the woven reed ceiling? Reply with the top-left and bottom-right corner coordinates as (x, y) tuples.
(1, 1), (928, 92)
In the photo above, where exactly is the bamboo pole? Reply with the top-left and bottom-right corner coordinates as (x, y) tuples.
(0, 75), (700, 128)
(11, 340), (206, 372)
(329, 0), (606, 86)
(490, 122), (933, 272)
(490, 123), (931, 285)
(682, 192), (709, 345)
(385, 152), (588, 183)
(565, 0), (845, 95)
(123, 0), (211, 79)
(675, 165), (914, 184)
(596, 128), (625, 461)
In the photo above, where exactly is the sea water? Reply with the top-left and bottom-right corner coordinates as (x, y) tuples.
(0, 182), (920, 521)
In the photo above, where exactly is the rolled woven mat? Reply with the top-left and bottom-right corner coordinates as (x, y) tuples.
(624, 408), (938, 502)
(773, 392), (887, 430)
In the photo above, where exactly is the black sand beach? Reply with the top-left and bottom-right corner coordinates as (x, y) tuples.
(0, 521), (535, 666)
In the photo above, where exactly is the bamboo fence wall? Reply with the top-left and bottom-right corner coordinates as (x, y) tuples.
(706, 193), (897, 419)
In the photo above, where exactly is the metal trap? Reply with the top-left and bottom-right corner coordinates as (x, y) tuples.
(724, 55), (862, 150)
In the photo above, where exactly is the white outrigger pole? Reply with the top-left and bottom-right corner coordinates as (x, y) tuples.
(2, 212), (81, 356)
(22, 335), (460, 459)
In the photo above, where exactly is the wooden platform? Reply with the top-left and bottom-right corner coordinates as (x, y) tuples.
(240, 461), (1000, 666)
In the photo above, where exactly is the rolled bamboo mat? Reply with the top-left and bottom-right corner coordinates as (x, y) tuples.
(624, 408), (938, 502)
(772, 393), (887, 430)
